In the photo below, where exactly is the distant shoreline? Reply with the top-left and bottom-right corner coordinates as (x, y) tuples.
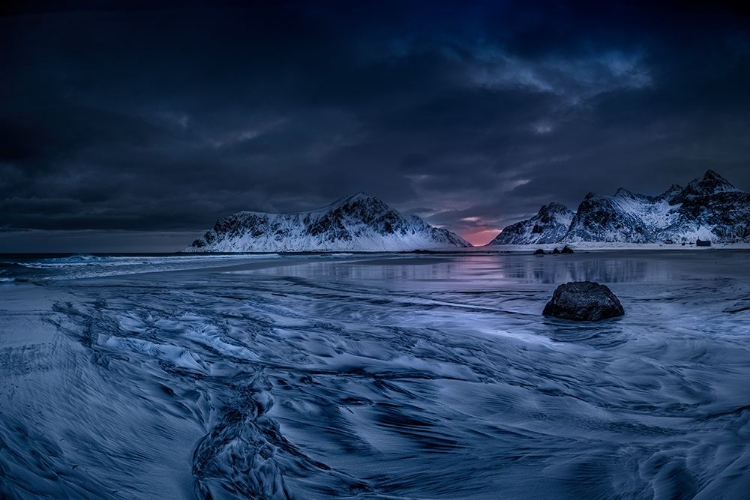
(4, 242), (750, 258)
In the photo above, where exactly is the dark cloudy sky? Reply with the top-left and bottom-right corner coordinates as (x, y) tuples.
(2, 0), (750, 251)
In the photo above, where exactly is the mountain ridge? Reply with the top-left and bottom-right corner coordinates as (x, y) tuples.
(184, 193), (472, 252)
(489, 170), (750, 245)
(489, 202), (575, 245)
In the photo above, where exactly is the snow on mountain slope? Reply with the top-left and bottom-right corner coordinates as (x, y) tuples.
(565, 171), (750, 243)
(564, 186), (683, 243)
(184, 193), (472, 252)
(487, 202), (574, 245)
(491, 170), (750, 245)
(673, 169), (740, 201)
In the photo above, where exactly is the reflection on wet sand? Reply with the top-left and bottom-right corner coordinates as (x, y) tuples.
(1, 250), (749, 499)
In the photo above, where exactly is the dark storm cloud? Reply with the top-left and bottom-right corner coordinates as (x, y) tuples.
(2, 0), (750, 250)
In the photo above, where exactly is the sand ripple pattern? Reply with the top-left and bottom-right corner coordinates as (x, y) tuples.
(1, 252), (749, 499)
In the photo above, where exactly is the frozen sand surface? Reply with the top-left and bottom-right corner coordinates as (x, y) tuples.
(1, 251), (750, 499)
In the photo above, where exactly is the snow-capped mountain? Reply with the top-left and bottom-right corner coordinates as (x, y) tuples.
(564, 185), (682, 243)
(487, 202), (574, 245)
(185, 193), (472, 252)
(490, 170), (750, 245)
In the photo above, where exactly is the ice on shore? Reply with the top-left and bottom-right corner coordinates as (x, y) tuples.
(1, 251), (750, 499)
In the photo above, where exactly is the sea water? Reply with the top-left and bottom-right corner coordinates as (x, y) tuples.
(1, 251), (749, 499)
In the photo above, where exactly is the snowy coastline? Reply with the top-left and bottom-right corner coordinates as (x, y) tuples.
(478, 241), (750, 253)
(2, 251), (750, 498)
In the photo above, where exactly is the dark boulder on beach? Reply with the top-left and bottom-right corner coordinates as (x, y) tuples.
(560, 245), (574, 254)
(543, 281), (624, 321)
(534, 249), (546, 255)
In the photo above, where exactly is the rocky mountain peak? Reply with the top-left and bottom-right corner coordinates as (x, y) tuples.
(335, 191), (379, 205)
(186, 193), (471, 252)
(704, 169), (726, 182)
(614, 188), (636, 198)
(490, 170), (750, 245)
(487, 201), (574, 245)
(678, 170), (738, 200)
(542, 202), (572, 214)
